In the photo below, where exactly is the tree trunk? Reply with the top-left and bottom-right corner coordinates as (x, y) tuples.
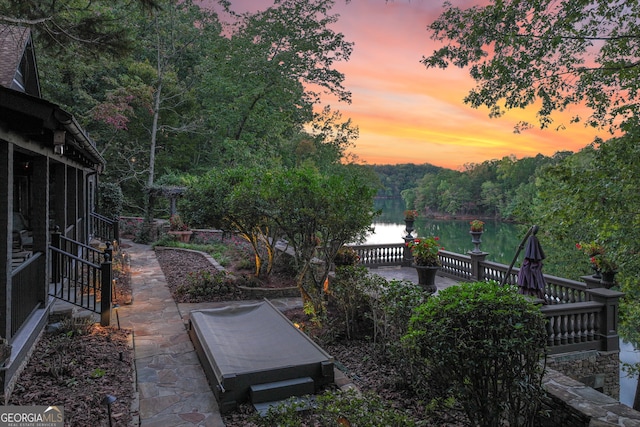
(634, 375), (640, 411)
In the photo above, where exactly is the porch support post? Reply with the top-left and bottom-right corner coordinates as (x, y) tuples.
(66, 167), (77, 239)
(52, 163), (66, 234)
(0, 142), (13, 339)
(32, 157), (49, 304)
(586, 288), (624, 352)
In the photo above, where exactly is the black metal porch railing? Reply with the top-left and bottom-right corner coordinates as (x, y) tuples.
(349, 242), (624, 355)
(49, 232), (113, 326)
(10, 253), (45, 337)
(90, 212), (120, 245)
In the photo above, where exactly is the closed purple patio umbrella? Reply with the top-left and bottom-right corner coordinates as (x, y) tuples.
(517, 231), (546, 300)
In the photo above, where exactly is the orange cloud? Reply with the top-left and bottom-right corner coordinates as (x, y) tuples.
(199, 0), (609, 168)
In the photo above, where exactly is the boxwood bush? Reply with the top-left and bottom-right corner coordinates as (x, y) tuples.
(403, 281), (548, 427)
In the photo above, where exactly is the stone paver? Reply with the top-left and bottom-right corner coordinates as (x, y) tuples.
(367, 265), (460, 294)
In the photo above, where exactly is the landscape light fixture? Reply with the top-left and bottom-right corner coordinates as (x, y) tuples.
(101, 394), (117, 427)
(53, 130), (65, 156)
(113, 303), (120, 330)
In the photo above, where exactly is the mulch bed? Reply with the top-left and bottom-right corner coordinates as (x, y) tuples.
(9, 324), (135, 427)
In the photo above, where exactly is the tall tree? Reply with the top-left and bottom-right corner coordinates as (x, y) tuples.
(0, 0), (159, 56)
(198, 0), (353, 166)
(424, 0), (640, 132)
(87, 0), (220, 220)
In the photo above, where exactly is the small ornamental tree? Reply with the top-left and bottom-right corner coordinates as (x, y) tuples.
(403, 281), (547, 427)
(267, 165), (378, 318)
(182, 167), (280, 278)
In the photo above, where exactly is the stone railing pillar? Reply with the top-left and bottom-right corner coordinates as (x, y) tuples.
(468, 251), (489, 282)
(586, 287), (624, 352)
(402, 236), (414, 266)
(581, 275), (602, 289)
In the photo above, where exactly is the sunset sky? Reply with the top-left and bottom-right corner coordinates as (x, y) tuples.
(200, 0), (608, 169)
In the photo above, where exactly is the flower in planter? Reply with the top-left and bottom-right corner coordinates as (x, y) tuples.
(576, 240), (617, 272)
(169, 214), (189, 231)
(407, 236), (443, 266)
(403, 210), (418, 220)
(470, 219), (485, 232)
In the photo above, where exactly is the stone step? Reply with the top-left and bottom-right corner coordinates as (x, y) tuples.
(250, 377), (315, 405)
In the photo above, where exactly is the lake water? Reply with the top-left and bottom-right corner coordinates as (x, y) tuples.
(368, 198), (639, 408)
(366, 198), (523, 265)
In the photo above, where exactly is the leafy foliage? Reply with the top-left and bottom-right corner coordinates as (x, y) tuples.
(265, 165), (378, 317)
(399, 154), (563, 220)
(329, 265), (373, 340)
(425, 0), (640, 132)
(407, 236), (443, 266)
(403, 281), (547, 427)
(532, 129), (640, 347)
(197, 0), (353, 168)
(175, 269), (239, 302)
(365, 278), (427, 371)
(255, 389), (416, 427)
(0, 0), (158, 57)
(97, 181), (123, 219)
(181, 166), (281, 277)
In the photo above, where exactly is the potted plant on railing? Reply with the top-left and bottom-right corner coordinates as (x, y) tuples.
(407, 236), (443, 294)
(576, 240), (618, 287)
(403, 209), (418, 237)
(469, 219), (485, 253)
(168, 214), (192, 243)
(470, 219), (484, 232)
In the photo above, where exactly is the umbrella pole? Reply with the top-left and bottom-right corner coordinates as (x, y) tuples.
(500, 225), (539, 286)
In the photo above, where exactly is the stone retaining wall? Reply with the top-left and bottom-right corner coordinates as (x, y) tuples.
(547, 350), (620, 399)
(236, 285), (300, 299)
(540, 368), (640, 426)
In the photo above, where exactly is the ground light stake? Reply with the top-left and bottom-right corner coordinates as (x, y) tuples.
(102, 394), (117, 427)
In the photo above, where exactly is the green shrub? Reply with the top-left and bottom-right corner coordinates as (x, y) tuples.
(329, 265), (373, 339)
(98, 182), (123, 219)
(403, 281), (547, 427)
(175, 269), (240, 302)
(254, 389), (416, 427)
(367, 278), (427, 369)
(334, 246), (361, 266)
(119, 217), (143, 237)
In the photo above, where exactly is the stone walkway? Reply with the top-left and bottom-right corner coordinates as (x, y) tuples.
(116, 241), (226, 427)
(115, 240), (458, 426)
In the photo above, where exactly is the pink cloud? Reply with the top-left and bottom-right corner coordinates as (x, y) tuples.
(198, 0), (607, 168)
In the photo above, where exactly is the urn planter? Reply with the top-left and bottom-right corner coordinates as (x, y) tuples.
(470, 230), (483, 254)
(600, 271), (617, 288)
(404, 218), (415, 237)
(414, 265), (439, 294)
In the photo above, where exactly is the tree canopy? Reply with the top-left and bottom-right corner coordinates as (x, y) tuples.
(0, 0), (159, 56)
(424, 0), (640, 132)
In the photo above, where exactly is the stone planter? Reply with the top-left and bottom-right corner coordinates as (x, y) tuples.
(414, 265), (439, 294)
(470, 230), (483, 254)
(404, 218), (415, 237)
(600, 271), (617, 288)
(168, 230), (193, 243)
